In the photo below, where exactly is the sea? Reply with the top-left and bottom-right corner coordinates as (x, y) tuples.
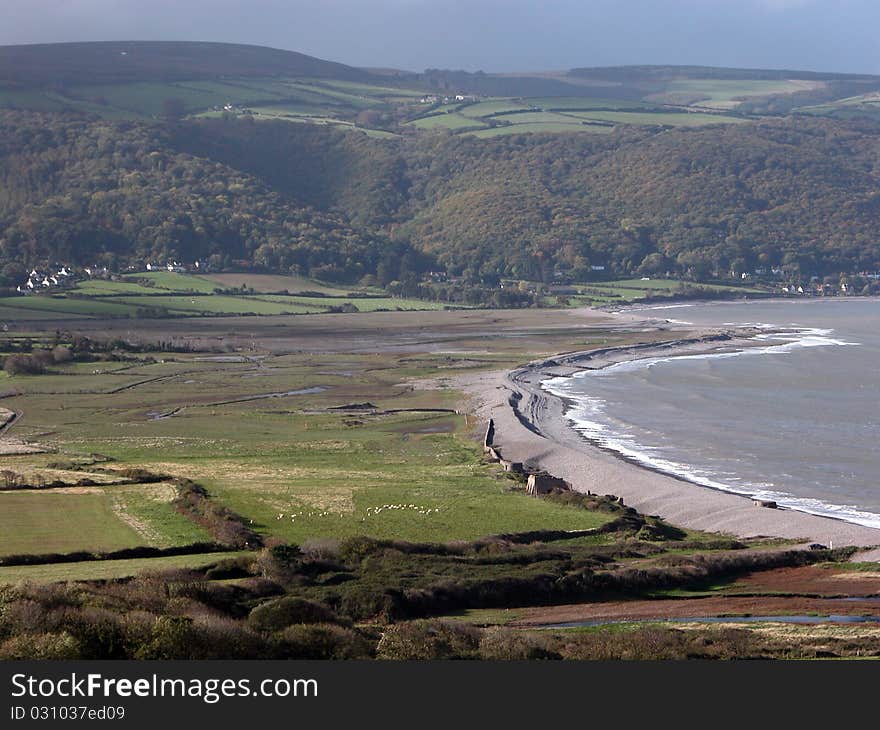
(542, 298), (880, 528)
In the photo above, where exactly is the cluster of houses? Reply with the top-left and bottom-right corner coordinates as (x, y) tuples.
(16, 266), (73, 293)
(13, 260), (204, 295)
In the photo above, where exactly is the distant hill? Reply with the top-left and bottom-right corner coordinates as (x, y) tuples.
(3, 109), (880, 288)
(0, 41), (375, 88)
(2, 43), (880, 290)
(567, 65), (880, 83)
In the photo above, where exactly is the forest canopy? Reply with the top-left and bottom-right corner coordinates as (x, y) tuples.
(3, 109), (880, 285)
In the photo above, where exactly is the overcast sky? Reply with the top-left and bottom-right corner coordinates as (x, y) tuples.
(2, 0), (878, 74)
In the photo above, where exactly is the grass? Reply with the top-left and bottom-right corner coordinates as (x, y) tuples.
(0, 331), (625, 555)
(457, 99), (531, 117)
(111, 483), (213, 546)
(530, 97), (655, 111)
(0, 304), (88, 321)
(73, 279), (167, 296)
(491, 110), (591, 125)
(659, 79), (816, 108)
(0, 492), (143, 555)
(0, 296), (138, 317)
(469, 122), (613, 138)
(407, 113), (487, 131)
(564, 110), (744, 127)
(123, 271), (220, 293)
(0, 551), (246, 584)
(196, 272), (356, 295)
(251, 294), (446, 312)
(104, 294), (312, 315)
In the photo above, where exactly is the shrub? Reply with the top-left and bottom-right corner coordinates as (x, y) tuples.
(3, 354), (46, 375)
(248, 596), (343, 632)
(376, 620), (481, 660)
(205, 556), (255, 580)
(479, 627), (560, 660)
(278, 624), (372, 659)
(301, 537), (341, 561)
(51, 346), (73, 364)
(54, 607), (127, 659)
(255, 544), (303, 583)
(0, 632), (81, 660)
(131, 616), (195, 659)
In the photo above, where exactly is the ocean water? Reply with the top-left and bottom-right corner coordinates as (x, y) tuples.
(543, 299), (880, 528)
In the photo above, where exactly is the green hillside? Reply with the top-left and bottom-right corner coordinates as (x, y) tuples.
(2, 43), (880, 293)
(0, 41), (376, 87)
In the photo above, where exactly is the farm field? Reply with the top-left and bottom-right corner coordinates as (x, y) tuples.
(563, 110), (744, 126)
(470, 122), (612, 137)
(197, 272), (356, 294)
(0, 309), (642, 562)
(0, 551), (246, 585)
(546, 278), (766, 306)
(796, 92), (880, 122)
(655, 78), (819, 108)
(0, 492), (143, 555)
(410, 94), (745, 136)
(1, 272), (448, 320)
(406, 113), (488, 130)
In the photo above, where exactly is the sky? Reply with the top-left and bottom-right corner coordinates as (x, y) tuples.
(1, 0), (878, 74)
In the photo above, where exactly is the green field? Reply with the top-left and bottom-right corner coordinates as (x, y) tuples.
(530, 97), (655, 111)
(797, 92), (880, 122)
(458, 99), (531, 117)
(406, 113), (487, 131)
(564, 110), (744, 127)
(197, 272), (356, 294)
(660, 79), (817, 108)
(0, 296), (138, 317)
(470, 122), (612, 138)
(123, 271), (221, 293)
(0, 551), (245, 584)
(0, 314), (634, 559)
(0, 492), (143, 555)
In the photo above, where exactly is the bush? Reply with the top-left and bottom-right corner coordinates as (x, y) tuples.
(3, 354), (46, 375)
(248, 596), (343, 632)
(376, 620), (481, 660)
(255, 544), (303, 583)
(0, 632), (81, 660)
(479, 627), (560, 660)
(278, 624), (372, 659)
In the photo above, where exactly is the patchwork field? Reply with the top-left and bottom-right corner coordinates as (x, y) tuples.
(2, 272), (448, 320)
(545, 278), (765, 306)
(407, 93), (746, 137)
(650, 79), (820, 108)
(0, 308), (640, 565)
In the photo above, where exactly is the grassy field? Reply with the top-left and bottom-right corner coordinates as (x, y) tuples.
(3, 272), (446, 320)
(470, 122), (612, 138)
(0, 310), (639, 565)
(797, 92), (880, 122)
(197, 272), (356, 294)
(563, 110), (744, 127)
(123, 271), (221, 293)
(406, 113), (488, 130)
(657, 79), (818, 109)
(0, 295), (138, 317)
(0, 551), (245, 584)
(0, 492), (143, 555)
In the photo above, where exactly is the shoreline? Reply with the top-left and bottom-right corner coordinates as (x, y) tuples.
(457, 318), (880, 551)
